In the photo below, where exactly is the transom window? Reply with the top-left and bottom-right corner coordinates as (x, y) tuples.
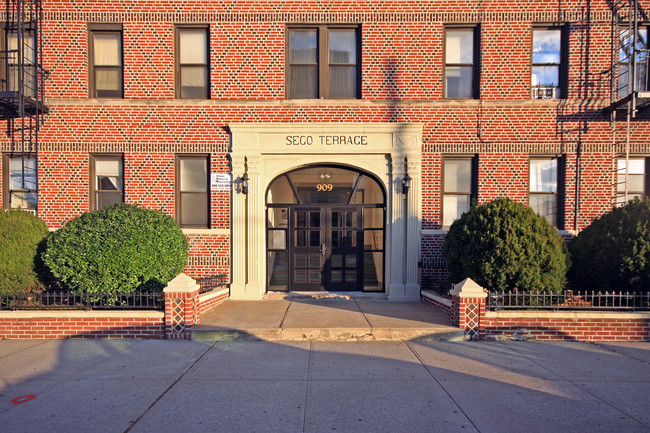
(444, 28), (476, 99)
(531, 28), (562, 99)
(287, 25), (360, 99)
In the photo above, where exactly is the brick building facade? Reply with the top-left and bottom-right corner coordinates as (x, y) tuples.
(1, 1), (648, 300)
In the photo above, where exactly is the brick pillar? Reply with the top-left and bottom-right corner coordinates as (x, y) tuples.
(163, 273), (200, 340)
(450, 278), (487, 341)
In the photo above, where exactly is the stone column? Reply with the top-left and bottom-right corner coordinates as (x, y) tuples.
(450, 278), (487, 340)
(163, 273), (200, 340)
(230, 155), (247, 297)
(404, 156), (421, 299)
(244, 156), (263, 299)
(388, 156), (406, 299)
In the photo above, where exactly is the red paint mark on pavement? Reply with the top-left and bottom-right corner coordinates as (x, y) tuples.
(11, 395), (35, 404)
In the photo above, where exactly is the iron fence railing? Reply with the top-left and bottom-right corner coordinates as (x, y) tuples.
(487, 290), (650, 311)
(195, 274), (229, 294)
(0, 290), (164, 311)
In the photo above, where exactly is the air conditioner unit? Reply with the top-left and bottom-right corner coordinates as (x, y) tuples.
(531, 86), (556, 99)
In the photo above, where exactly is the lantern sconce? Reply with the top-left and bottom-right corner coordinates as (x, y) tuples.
(402, 158), (411, 195)
(240, 171), (249, 195)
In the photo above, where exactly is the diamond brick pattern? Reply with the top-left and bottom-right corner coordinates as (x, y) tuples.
(465, 303), (479, 340)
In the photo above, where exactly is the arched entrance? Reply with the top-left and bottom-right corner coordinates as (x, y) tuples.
(266, 165), (385, 292)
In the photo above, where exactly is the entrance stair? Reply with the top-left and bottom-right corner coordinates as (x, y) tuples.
(192, 293), (464, 342)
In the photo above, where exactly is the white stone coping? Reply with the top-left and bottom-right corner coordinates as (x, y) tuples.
(485, 310), (650, 320)
(198, 287), (229, 302)
(0, 310), (164, 319)
(422, 229), (578, 236)
(420, 290), (452, 308)
(181, 228), (230, 235)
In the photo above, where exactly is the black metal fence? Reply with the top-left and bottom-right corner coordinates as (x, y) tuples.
(0, 290), (164, 311)
(487, 290), (650, 311)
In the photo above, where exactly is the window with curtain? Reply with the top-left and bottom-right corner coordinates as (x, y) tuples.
(529, 158), (558, 226)
(531, 28), (562, 99)
(444, 28), (476, 98)
(90, 26), (123, 98)
(92, 155), (123, 210)
(442, 158), (474, 227)
(287, 25), (359, 99)
(7, 31), (36, 96)
(177, 27), (209, 98)
(4, 155), (37, 210)
(177, 155), (209, 228)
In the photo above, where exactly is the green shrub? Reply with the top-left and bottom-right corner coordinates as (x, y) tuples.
(42, 204), (188, 294)
(442, 197), (570, 293)
(568, 198), (650, 293)
(0, 209), (50, 294)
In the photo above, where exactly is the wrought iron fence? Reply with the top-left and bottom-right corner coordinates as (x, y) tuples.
(195, 274), (229, 294)
(487, 290), (650, 311)
(0, 290), (164, 311)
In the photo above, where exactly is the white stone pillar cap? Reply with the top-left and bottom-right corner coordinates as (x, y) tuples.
(449, 278), (488, 299)
(163, 273), (200, 294)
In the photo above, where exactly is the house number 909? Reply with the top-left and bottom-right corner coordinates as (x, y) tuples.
(316, 184), (333, 191)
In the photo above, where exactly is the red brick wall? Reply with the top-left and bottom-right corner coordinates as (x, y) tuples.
(0, 316), (165, 339)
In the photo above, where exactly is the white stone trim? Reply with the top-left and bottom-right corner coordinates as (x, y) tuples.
(0, 311), (164, 319)
(485, 310), (650, 320)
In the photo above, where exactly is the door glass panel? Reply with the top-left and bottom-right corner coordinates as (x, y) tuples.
(309, 230), (320, 246)
(345, 272), (357, 283)
(295, 270), (307, 283)
(296, 230), (306, 247)
(295, 254), (307, 267)
(363, 208), (383, 228)
(345, 212), (354, 227)
(331, 270), (343, 282)
(363, 252), (383, 291)
(331, 254), (343, 267)
(309, 211), (321, 227)
(331, 231), (340, 247)
(309, 254), (320, 267)
(364, 230), (383, 250)
(268, 208), (288, 228)
(296, 211), (306, 227)
(268, 251), (288, 290)
(332, 211), (342, 228)
(309, 270), (321, 283)
(345, 255), (357, 268)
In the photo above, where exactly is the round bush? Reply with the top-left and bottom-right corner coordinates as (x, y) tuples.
(0, 209), (50, 294)
(42, 204), (188, 294)
(442, 197), (570, 293)
(568, 198), (650, 293)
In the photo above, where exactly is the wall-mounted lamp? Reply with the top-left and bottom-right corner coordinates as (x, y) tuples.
(240, 171), (249, 195)
(402, 172), (411, 194)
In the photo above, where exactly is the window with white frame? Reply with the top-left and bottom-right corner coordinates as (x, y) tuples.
(3, 155), (37, 210)
(442, 158), (474, 227)
(617, 158), (648, 205)
(529, 158), (558, 226)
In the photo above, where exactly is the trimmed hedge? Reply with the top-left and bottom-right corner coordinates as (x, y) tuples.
(0, 209), (50, 294)
(442, 197), (570, 293)
(42, 204), (188, 294)
(568, 198), (650, 293)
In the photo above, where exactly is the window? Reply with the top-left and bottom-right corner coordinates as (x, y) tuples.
(91, 155), (123, 210)
(618, 27), (648, 97)
(6, 31), (36, 96)
(531, 28), (563, 99)
(442, 157), (475, 227)
(89, 24), (123, 98)
(617, 158), (648, 205)
(287, 25), (360, 99)
(3, 154), (37, 210)
(176, 155), (209, 228)
(529, 158), (561, 226)
(176, 26), (209, 98)
(444, 28), (476, 98)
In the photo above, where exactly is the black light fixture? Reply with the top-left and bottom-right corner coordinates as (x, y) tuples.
(402, 158), (411, 194)
(240, 171), (249, 195)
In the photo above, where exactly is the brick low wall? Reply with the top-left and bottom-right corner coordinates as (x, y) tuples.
(197, 288), (229, 318)
(482, 311), (650, 342)
(0, 311), (166, 339)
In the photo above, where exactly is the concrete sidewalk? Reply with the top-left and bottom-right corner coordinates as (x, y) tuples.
(0, 339), (648, 432)
(193, 295), (463, 342)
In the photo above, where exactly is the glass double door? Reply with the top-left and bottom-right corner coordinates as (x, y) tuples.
(291, 206), (361, 291)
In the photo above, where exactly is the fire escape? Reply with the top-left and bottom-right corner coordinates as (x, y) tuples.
(610, 0), (649, 206)
(0, 0), (47, 212)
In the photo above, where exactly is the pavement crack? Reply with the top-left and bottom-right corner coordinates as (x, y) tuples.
(122, 342), (217, 433)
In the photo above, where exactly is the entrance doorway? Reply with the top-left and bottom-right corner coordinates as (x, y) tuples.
(266, 166), (385, 292)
